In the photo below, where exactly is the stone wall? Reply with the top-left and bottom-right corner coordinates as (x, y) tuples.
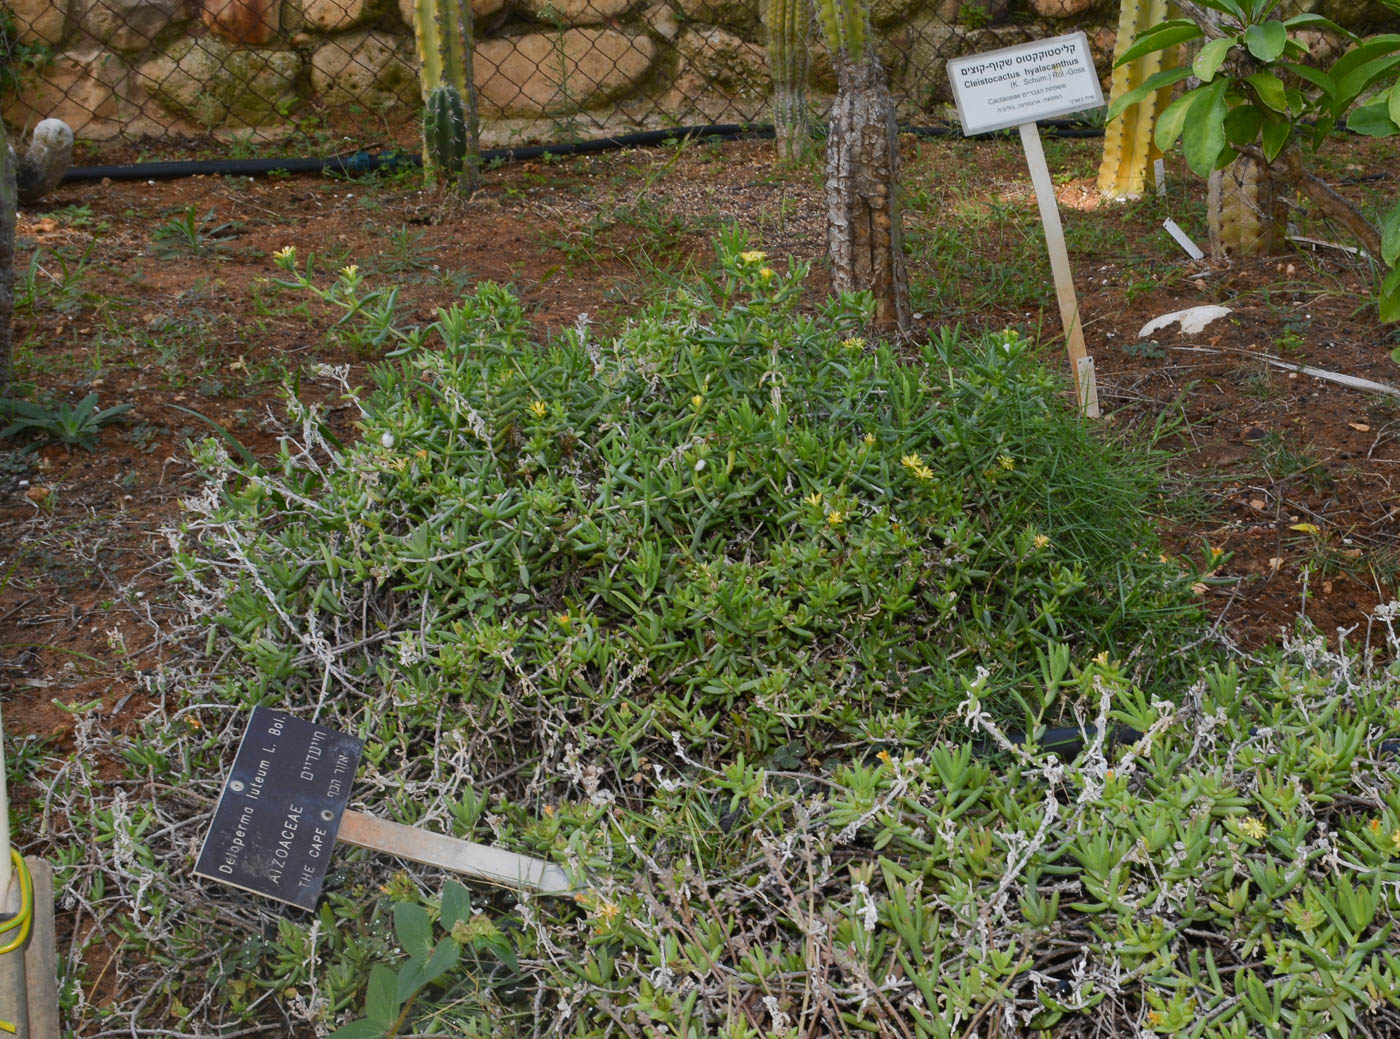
(0, 0), (1393, 147)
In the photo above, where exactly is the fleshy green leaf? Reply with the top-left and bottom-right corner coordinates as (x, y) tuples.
(1244, 21), (1287, 62)
(1194, 37), (1236, 82)
(1345, 98), (1400, 137)
(365, 964), (401, 1031)
(1381, 198), (1400, 267)
(440, 880), (472, 930)
(1245, 72), (1288, 112)
(1379, 266), (1400, 323)
(327, 1020), (385, 1039)
(393, 902), (433, 958)
(1154, 88), (1202, 154)
(1224, 105), (1264, 146)
(1115, 20), (1204, 67)
(1181, 80), (1230, 176)
(1106, 66), (1194, 121)
(1260, 115), (1291, 160)
(1278, 61), (1336, 97)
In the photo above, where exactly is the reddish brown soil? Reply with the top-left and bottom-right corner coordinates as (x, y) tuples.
(3, 133), (1398, 762)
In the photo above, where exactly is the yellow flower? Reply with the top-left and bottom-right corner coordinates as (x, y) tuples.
(691, 394), (704, 408)
(863, 433), (876, 446)
(542, 804), (555, 817)
(1391, 828), (1400, 854)
(842, 336), (866, 350)
(340, 263), (359, 280)
(803, 491), (823, 507)
(901, 453), (924, 470)
(529, 400), (549, 418)
(997, 454), (1015, 471)
(758, 267), (775, 284)
(876, 749), (891, 763)
(738, 250), (767, 264)
(1239, 816), (1267, 840)
(1369, 818), (1382, 833)
(273, 245), (296, 266)
(1146, 1011), (1164, 1028)
(1094, 651), (1110, 667)
(557, 611), (572, 627)
(826, 510), (845, 527)
(1032, 534), (1050, 550)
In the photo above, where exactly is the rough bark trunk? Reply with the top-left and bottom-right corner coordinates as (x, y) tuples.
(0, 124), (15, 397)
(1208, 153), (1288, 259)
(824, 50), (911, 334)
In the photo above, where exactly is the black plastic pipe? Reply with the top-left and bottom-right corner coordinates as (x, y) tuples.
(61, 118), (1107, 184)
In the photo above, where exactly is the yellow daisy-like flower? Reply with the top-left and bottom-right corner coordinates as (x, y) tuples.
(542, 804), (555, 817)
(529, 400), (549, 418)
(758, 267), (775, 284)
(1238, 816), (1267, 840)
(340, 263), (359, 280)
(738, 250), (767, 264)
(998, 454), (1015, 471)
(826, 510), (845, 526)
(901, 453), (935, 480)
(863, 433), (876, 446)
(803, 491), (823, 507)
(596, 901), (620, 926)
(1032, 534), (1050, 550)
(273, 245), (296, 266)
(1370, 818), (1382, 833)
(842, 336), (866, 351)
(876, 749), (891, 763)
(691, 394), (704, 408)
(1094, 651), (1110, 667)
(556, 611), (572, 627)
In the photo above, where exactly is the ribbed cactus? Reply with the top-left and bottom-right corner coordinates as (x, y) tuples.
(815, 0), (910, 332)
(1209, 156), (1287, 258)
(424, 84), (469, 183)
(1097, 0), (1179, 200)
(412, 0), (480, 189)
(764, 0), (811, 161)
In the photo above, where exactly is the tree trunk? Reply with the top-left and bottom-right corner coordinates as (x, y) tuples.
(824, 50), (911, 334)
(0, 124), (15, 396)
(1208, 154), (1288, 259)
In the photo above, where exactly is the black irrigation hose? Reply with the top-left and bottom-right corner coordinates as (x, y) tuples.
(60, 118), (1108, 184)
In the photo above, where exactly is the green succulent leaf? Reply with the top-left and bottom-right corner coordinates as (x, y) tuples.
(1181, 79), (1231, 176)
(1379, 265), (1400, 322)
(1105, 66), (1193, 121)
(1194, 37), (1236, 83)
(1245, 71), (1288, 113)
(1244, 20), (1287, 63)
(1115, 20), (1204, 66)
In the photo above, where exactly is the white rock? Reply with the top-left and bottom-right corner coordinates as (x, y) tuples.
(1137, 305), (1232, 339)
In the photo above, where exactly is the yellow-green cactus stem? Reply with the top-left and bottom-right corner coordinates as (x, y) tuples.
(765, 0), (811, 160)
(1209, 155), (1287, 257)
(413, 0), (480, 187)
(1097, 0), (1180, 200)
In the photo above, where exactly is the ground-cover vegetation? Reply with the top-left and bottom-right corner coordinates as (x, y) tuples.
(26, 236), (1392, 1038)
(4, 130), (1400, 1038)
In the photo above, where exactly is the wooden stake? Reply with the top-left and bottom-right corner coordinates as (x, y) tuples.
(1018, 121), (1098, 418)
(337, 810), (574, 895)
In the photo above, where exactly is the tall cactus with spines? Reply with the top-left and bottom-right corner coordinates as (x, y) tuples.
(1097, 0), (1180, 200)
(412, 0), (480, 189)
(814, 0), (910, 333)
(764, 0), (811, 161)
(424, 85), (469, 186)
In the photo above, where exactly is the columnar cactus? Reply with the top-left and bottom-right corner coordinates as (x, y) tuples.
(1209, 155), (1287, 258)
(424, 85), (469, 184)
(412, 0), (480, 189)
(1097, 0), (1179, 200)
(815, 0), (910, 333)
(764, 0), (811, 161)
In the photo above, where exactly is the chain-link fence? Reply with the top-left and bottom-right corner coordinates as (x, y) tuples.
(0, 0), (1141, 159)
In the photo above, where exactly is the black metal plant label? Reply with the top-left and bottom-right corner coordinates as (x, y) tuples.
(195, 706), (364, 909)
